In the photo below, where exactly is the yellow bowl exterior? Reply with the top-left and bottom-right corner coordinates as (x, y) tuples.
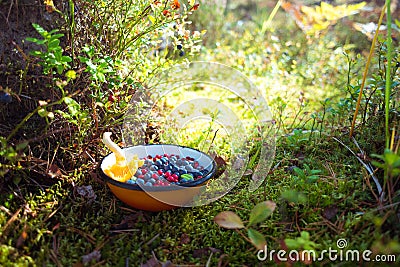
(107, 182), (203, 211)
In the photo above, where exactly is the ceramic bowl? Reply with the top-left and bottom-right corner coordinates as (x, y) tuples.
(99, 144), (216, 211)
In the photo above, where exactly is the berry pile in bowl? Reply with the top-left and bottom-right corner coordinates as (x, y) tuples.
(130, 154), (210, 187)
(99, 133), (216, 211)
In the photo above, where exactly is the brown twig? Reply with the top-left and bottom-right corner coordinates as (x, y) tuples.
(2, 207), (22, 237)
(67, 227), (96, 244)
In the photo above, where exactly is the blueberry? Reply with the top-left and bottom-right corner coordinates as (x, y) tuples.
(150, 165), (158, 171)
(144, 173), (152, 181)
(182, 160), (189, 166)
(163, 164), (171, 171)
(155, 159), (162, 166)
(145, 182), (153, 186)
(191, 171), (202, 178)
(134, 170), (141, 177)
(0, 92), (12, 103)
(178, 168), (187, 175)
(160, 157), (167, 164)
(177, 44), (183, 50)
(171, 165), (178, 173)
(127, 179), (136, 184)
(149, 178), (156, 184)
(185, 165), (194, 172)
(179, 50), (185, 57)
(136, 178), (145, 185)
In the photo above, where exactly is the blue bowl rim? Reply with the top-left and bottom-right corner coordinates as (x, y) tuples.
(98, 144), (217, 192)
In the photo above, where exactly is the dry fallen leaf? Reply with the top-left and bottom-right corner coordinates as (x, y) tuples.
(47, 164), (62, 178)
(141, 255), (160, 267)
(179, 233), (190, 245)
(82, 250), (101, 264)
(323, 205), (338, 221)
(74, 185), (97, 202)
(214, 211), (244, 229)
(210, 152), (227, 177)
(16, 227), (28, 248)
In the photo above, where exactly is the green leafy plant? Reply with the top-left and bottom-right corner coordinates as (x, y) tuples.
(0, 137), (26, 179)
(78, 46), (116, 87)
(214, 201), (276, 250)
(292, 164), (322, 183)
(281, 189), (308, 204)
(372, 148), (400, 203)
(56, 96), (89, 127)
(372, 149), (400, 177)
(0, 245), (34, 267)
(286, 129), (310, 149)
(26, 23), (72, 75)
(285, 231), (319, 250)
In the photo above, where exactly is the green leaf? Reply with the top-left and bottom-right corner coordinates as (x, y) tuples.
(56, 65), (63, 75)
(66, 70), (76, 80)
(48, 29), (60, 35)
(63, 97), (80, 116)
(48, 38), (60, 50)
(16, 142), (28, 151)
(248, 201), (276, 226)
(50, 33), (64, 40)
(32, 23), (47, 36)
(62, 56), (72, 63)
(56, 110), (71, 119)
(371, 160), (384, 169)
(281, 190), (307, 204)
(26, 37), (40, 43)
(300, 231), (310, 240)
(38, 108), (48, 117)
(307, 175), (319, 183)
(284, 238), (299, 249)
(30, 51), (44, 57)
(78, 56), (89, 63)
(247, 228), (267, 250)
(310, 169), (322, 175)
(148, 15), (156, 24)
(214, 211), (245, 229)
(96, 72), (106, 83)
(293, 167), (305, 178)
